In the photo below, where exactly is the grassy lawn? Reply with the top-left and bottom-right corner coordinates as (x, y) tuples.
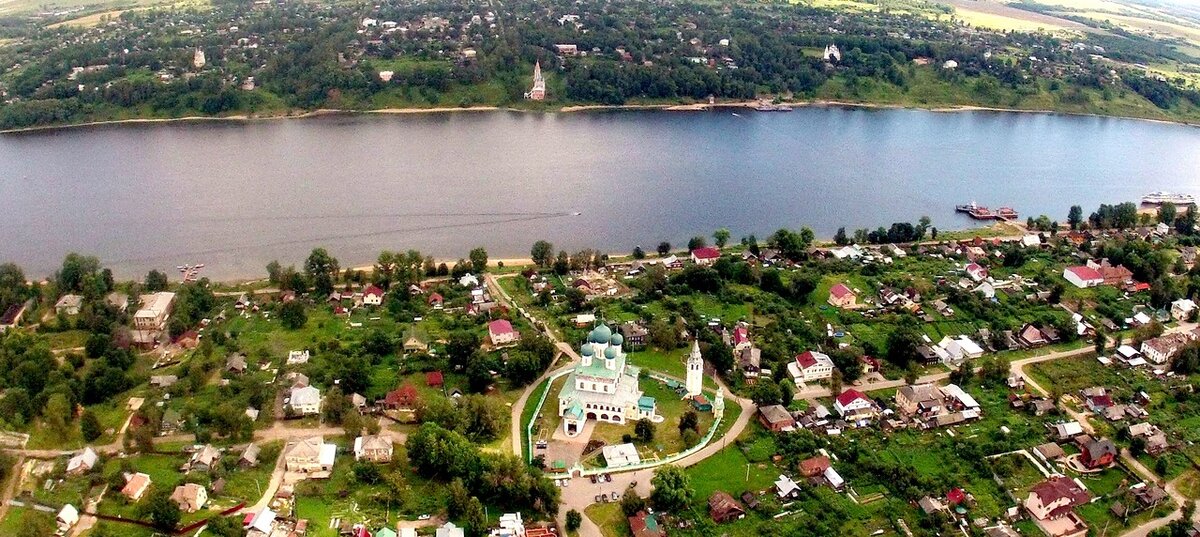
(587, 379), (717, 462)
(584, 502), (631, 537)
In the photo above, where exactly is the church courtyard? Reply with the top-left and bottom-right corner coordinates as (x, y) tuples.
(530, 368), (728, 472)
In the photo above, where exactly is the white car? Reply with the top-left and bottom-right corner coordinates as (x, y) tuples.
(417, 514), (431, 521)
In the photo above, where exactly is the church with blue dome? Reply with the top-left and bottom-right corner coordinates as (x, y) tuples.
(557, 323), (660, 437)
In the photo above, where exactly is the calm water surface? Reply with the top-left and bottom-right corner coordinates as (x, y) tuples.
(2, 108), (1199, 279)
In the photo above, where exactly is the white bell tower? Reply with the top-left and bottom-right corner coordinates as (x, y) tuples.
(685, 340), (703, 397)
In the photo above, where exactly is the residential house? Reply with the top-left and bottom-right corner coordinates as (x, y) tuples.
(1063, 266), (1104, 288)
(798, 456), (830, 478)
(363, 285), (385, 306)
(240, 444), (261, 468)
(937, 335), (984, 363)
(170, 483), (208, 512)
(121, 472), (152, 501)
(788, 350), (835, 383)
(965, 263), (988, 282)
(774, 474), (801, 499)
(403, 334), (428, 353)
(690, 247), (721, 266)
(895, 384), (944, 416)
(1034, 443), (1065, 461)
(226, 353), (248, 374)
(758, 405), (795, 432)
(1141, 333), (1195, 364)
(188, 444), (221, 473)
(1054, 421), (1084, 440)
(737, 347), (762, 379)
(1019, 325), (1048, 347)
(353, 435), (394, 463)
(1024, 477), (1090, 537)
(628, 511), (664, 537)
(67, 447), (98, 476)
(708, 491), (745, 523)
(488, 319), (520, 346)
(620, 323), (649, 348)
(833, 389), (879, 422)
(284, 436), (336, 474)
(428, 293), (444, 310)
(56, 504), (79, 533)
(244, 508), (276, 536)
(289, 385), (322, 415)
(0, 301), (27, 332)
(827, 283), (857, 308)
(1079, 437), (1117, 468)
(55, 294), (83, 315)
(1172, 299), (1197, 321)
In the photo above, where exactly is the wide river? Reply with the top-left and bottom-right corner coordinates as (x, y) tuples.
(2, 107), (1200, 280)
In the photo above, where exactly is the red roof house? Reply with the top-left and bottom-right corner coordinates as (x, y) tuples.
(425, 371), (444, 387)
(488, 319), (519, 346)
(1063, 266), (1104, 288)
(690, 247), (721, 265)
(828, 283), (856, 308)
(427, 292), (444, 308)
(363, 285), (385, 305)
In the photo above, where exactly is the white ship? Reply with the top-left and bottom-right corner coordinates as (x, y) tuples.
(1141, 191), (1196, 206)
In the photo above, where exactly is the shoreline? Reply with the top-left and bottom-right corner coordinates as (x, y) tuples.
(4, 98), (1198, 135)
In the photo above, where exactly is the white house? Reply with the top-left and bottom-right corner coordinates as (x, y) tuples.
(1141, 333), (1195, 364)
(965, 263), (988, 282)
(67, 447), (98, 476)
(1171, 298), (1197, 321)
(833, 389), (879, 421)
(774, 474), (801, 499)
(1063, 266), (1104, 288)
(289, 386), (321, 415)
(830, 245), (863, 260)
(363, 285), (385, 306)
(937, 335), (984, 364)
(284, 436), (336, 474)
(488, 319), (519, 346)
(56, 504), (79, 533)
(353, 435), (394, 463)
(787, 351), (835, 384)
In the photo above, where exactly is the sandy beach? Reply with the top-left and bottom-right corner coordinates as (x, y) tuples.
(5, 97), (1198, 134)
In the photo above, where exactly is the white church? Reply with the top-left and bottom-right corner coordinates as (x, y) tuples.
(558, 324), (662, 437)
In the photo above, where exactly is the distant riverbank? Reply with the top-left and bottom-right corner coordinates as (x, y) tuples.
(5, 97), (1200, 134)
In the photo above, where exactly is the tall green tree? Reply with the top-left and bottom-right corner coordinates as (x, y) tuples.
(144, 270), (168, 291)
(304, 247), (340, 297)
(650, 465), (693, 512)
(469, 247), (489, 273)
(713, 228), (731, 248)
(530, 240), (554, 267)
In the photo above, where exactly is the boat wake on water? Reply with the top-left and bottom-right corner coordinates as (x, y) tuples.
(107, 211), (576, 265)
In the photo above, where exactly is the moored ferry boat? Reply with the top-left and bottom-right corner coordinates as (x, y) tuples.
(1141, 191), (1195, 206)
